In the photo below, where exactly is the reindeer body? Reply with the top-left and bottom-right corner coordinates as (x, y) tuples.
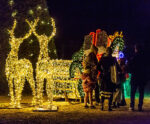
(27, 18), (56, 105)
(5, 20), (36, 108)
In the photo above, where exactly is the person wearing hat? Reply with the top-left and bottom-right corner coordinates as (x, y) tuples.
(82, 44), (99, 109)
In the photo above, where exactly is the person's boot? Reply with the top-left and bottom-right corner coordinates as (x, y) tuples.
(120, 99), (126, 106)
(138, 104), (143, 112)
(129, 103), (134, 111)
(108, 105), (112, 111)
(112, 102), (117, 108)
(117, 102), (120, 108)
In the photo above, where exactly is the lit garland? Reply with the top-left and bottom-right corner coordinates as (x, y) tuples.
(108, 32), (125, 56)
(27, 18), (56, 106)
(69, 47), (84, 98)
(5, 19), (37, 108)
(111, 37), (125, 52)
(108, 31), (123, 42)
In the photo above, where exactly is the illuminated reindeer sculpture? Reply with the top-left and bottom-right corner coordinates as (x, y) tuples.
(27, 18), (56, 106)
(5, 19), (37, 108)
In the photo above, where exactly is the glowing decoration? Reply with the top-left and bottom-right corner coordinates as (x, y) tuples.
(70, 47), (84, 97)
(8, 0), (14, 6)
(37, 5), (42, 10)
(12, 10), (17, 17)
(5, 19), (37, 108)
(109, 31), (123, 42)
(110, 32), (125, 59)
(29, 39), (33, 44)
(111, 37), (125, 52)
(28, 9), (34, 15)
(119, 51), (125, 59)
(52, 60), (80, 99)
(89, 32), (96, 45)
(26, 18), (56, 106)
(112, 45), (119, 58)
(44, 8), (48, 11)
(41, 21), (45, 24)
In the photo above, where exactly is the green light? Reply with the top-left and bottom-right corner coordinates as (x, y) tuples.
(123, 73), (131, 98)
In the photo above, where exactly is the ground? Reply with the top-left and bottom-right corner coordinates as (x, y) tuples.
(0, 96), (150, 124)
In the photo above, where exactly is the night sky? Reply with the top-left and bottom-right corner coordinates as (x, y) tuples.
(47, 0), (150, 59)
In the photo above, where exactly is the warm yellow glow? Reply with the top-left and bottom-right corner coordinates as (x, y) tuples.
(29, 9), (34, 15)
(12, 10), (17, 17)
(27, 18), (56, 106)
(52, 60), (80, 99)
(112, 45), (119, 58)
(27, 18), (79, 106)
(5, 19), (37, 108)
(8, 0), (14, 6)
(109, 31), (123, 42)
(37, 5), (42, 10)
(6, 18), (80, 108)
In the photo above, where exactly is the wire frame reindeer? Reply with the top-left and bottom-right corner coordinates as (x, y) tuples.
(26, 18), (56, 106)
(5, 19), (37, 108)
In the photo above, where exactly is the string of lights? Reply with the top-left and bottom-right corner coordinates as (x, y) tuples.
(5, 19), (37, 108)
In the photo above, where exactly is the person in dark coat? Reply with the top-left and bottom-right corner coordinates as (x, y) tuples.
(97, 47), (120, 111)
(128, 44), (149, 111)
(82, 45), (99, 108)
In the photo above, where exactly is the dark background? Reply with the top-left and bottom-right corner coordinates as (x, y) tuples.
(47, 0), (150, 59)
(0, 0), (150, 95)
(47, 0), (150, 94)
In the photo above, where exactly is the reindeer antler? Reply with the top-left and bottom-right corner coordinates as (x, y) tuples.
(26, 17), (56, 41)
(48, 18), (56, 41)
(8, 19), (17, 38)
(8, 19), (35, 41)
(26, 18), (39, 38)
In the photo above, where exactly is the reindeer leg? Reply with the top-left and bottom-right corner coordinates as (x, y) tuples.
(26, 74), (36, 106)
(14, 78), (19, 108)
(36, 77), (44, 106)
(46, 77), (54, 108)
(8, 78), (15, 107)
(15, 77), (24, 108)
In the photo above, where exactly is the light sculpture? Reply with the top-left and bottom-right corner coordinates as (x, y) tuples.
(52, 60), (79, 99)
(5, 19), (37, 108)
(26, 18), (56, 106)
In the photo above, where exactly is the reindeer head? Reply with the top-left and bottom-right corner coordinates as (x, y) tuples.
(26, 17), (56, 43)
(8, 19), (39, 48)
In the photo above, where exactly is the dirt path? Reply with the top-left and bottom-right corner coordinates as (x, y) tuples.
(0, 97), (149, 124)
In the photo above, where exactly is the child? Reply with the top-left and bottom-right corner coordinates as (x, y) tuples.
(82, 69), (96, 108)
(82, 45), (98, 109)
